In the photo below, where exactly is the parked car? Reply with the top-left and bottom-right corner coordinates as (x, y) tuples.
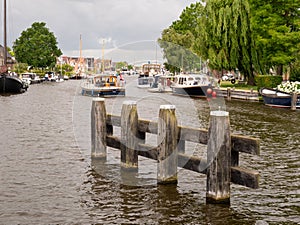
(221, 73), (236, 84)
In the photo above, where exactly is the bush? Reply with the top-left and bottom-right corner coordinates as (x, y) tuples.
(290, 65), (300, 81)
(255, 75), (282, 91)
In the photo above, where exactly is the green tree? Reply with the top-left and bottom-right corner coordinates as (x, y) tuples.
(115, 61), (127, 71)
(195, 0), (258, 85)
(7, 47), (14, 57)
(249, 0), (300, 75)
(158, 3), (204, 73)
(13, 22), (62, 68)
(54, 63), (74, 76)
(290, 56), (300, 81)
(12, 62), (28, 74)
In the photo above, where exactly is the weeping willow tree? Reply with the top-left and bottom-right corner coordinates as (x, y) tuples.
(195, 0), (258, 85)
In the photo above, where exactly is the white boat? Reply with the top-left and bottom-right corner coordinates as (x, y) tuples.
(171, 74), (214, 97)
(148, 74), (174, 93)
(44, 72), (64, 82)
(21, 74), (31, 85)
(137, 63), (161, 88)
(81, 74), (125, 97)
(21, 72), (41, 84)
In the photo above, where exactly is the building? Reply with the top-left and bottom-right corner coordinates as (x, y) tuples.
(0, 45), (15, 71)
(58, 56), (95, 73)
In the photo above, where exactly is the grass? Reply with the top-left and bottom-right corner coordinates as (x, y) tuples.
(220, 81), (258, 91)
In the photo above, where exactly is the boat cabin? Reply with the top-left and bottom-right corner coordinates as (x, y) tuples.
(93, 74), (123, 87)
(141, 63), (161, 76)
(173, 74), (211, 86)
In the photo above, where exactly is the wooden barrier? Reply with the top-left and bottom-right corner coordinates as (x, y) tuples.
(217, 88), (259, 101)
(91, 98), (260, 204)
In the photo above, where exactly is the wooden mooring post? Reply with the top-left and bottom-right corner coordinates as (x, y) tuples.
(206, 111), (231, 204)
(91, 98), (107, 159)
(91, 99), (260, 205)
(291, 92), (298, 110)
(120, 101), (139, 170)
(227, 87), (231, 101)
(157, 105), (178, 184)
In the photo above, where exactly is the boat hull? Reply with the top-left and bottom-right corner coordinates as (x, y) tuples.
(82, 87), (125, 97)
(260, 88), (300, 108)
(137, 76), (154, 88)
(0, 74), (27, 94)
(171, 85), (212, 97)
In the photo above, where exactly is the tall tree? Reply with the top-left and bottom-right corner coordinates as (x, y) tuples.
(13, 22), (62, 68)
(195, 0), (258, 84)
(158, 3), (204, 73)
(249, 0), (300, 75)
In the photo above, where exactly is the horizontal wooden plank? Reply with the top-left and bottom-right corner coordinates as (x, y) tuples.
(106, 135), (121, 149)
(106, 114), (121, 127)
(137, 144), (158, 160)
(106, 114), (259, 155)
(231, 134), (260, 155)
(138, 119), (158, 134)
(178, 153), (207, 174)
(105, 138), (259, 189)
(178, 127), (259, 155)
(178, 125), (208, 144)
(231, 166), (259, 189)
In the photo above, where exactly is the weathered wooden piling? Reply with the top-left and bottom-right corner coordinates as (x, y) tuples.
(227, 88), (231, 100)
(157, 105), (178, 184)
(91, 100), (260, 204)
(91, 98), (107, 159)
(120, 101), (139, 170)
(206, 111), (231, 204)
(291, 92), (298, 110)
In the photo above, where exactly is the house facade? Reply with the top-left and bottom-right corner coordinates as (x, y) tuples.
(0, 45), (15, 71)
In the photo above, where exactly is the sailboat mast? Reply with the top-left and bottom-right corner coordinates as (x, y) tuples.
(101, 40), (104, 73)
(79, 34), (82, 63)
(3, 0), (7, 67)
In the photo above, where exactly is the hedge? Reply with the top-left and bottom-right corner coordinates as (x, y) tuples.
(255, 75), (282, 91)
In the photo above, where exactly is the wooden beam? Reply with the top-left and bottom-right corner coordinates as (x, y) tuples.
(107, 114), (259, 155)
(107, 138), (259, 189)
(231, 167), (259, 189)
(231, 135), (260, 155)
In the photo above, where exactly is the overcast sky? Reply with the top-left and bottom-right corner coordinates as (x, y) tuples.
(3, 0), (197, 64)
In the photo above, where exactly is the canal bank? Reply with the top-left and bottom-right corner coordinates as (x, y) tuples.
(0, 77), (299, 224)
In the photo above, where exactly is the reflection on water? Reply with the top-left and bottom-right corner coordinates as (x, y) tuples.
(0, 77), (299, 224)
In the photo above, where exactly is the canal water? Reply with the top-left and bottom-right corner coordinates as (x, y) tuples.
(0, 76), (299, 224)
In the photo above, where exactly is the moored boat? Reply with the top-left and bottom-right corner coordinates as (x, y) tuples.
(148, 74), (174, 93)
(81, 74), (125, 97)
(21, 72), (42, 84)
(0, 0), (28, 94)
(137, 63), (161, 88)
(0, 72), (28, 94)
(171, 74), (214, 97)
(260, 87), (300, 108)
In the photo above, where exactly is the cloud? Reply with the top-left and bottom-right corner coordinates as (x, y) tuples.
(6, 0), (196, 61)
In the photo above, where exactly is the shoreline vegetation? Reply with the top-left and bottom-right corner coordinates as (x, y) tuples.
(220, 80), (258, 91)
